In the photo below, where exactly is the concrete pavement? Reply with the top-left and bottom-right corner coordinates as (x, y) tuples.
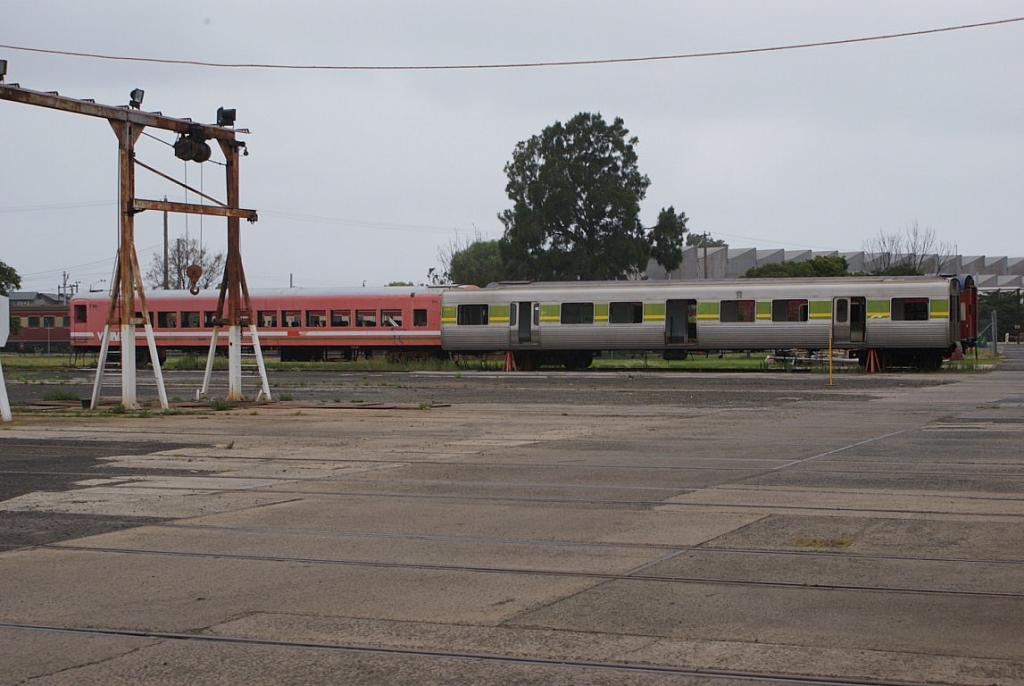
(1, 349), (1022, 684)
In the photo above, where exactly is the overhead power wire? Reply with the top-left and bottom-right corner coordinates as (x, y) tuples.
(0, 200), (112, 213)
(0, 16), (1021, 71)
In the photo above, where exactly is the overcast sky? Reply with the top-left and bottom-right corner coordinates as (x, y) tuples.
(2, 1), (1022, 292)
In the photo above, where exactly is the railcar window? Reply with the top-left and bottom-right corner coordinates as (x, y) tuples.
(331, 310), (351, 327)
(43, 316), (55, 328)
(306, 310), (327, 327)
(356, 310), (378, 327)
(609, 302), (643, 324)
(891, 298), (929, 321)
(62, 316), (70, 328)
(771, 299), (808, 322)
(74, 305), (88, 323)
(413, 308), (428, 327)
(283, 310), (301, 327)
(204, 311), (218, 327)
(259, 311), (279, 327)
(181, 311), (201, 328)
(457, 304), (489, 326)
(382, 309), (403, 327)
(510, 304), (518, 327)
(561, 302), (594, 325)
(27, 316), (39, 328)
(157, 312), (178, 328)
(720, 300), (755, 323)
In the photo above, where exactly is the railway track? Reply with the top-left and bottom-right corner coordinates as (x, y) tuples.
(0, 622), (977, 686)
(37, 543), (1024, 599)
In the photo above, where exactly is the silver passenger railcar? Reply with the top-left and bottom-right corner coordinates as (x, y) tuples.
(440, 276), (974, 369)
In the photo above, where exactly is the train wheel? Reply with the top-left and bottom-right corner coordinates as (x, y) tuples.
(514, 351), (536, 371)
(564, 352), (593, 370)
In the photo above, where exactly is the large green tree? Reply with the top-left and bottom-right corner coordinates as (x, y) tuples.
(649, 207), (688, 274)
(498, 113), (681, 280)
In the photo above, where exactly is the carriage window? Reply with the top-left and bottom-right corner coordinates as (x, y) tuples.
(561, 302), (594, 325)
(306, 310), (327, 327)
(382, 309), (403, 327)
(43, 316), (55, 328)
(74, 305), (88, 323)
(27, 316), (40, 328)
(157, 311), (178, 328)
(720, 300), (755, 323)
(457, 304), (488, 325)
(62, 316), (70, 328)
(836, 300), (848, 323)
(181, 311), (201, 328)
(771, 299), (808, 322)
(283, 310), (301, 327)
(356, 310), (378, 327)
(891, 298), (929, 321)
(204, 311), (218, 327)
(609, 302), (643, 324)
(259, 311), (278, 327)
(331, 310), (351, 327)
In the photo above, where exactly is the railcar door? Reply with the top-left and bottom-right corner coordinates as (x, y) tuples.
(832, 297), (866, 344)
(511, 301), (536, 344)
(665, 299), (695, 344)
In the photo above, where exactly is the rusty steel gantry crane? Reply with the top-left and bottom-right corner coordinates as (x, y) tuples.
(0, 60), (271, 408)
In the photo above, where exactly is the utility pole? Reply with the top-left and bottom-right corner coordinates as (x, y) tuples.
(703, 232), (709, 280)
(162, 196), (169, 289)
(992, 310), (999, 356)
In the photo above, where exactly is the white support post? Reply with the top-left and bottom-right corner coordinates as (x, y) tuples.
(199, 326), (219, 399)
(0, 358), (11, 423)
(120, 323), (137, 408)
(249, 324), (272, 402)
(227, 324), (243, 401)
(143, 322), (169, 410)
(90, 324), (112, 410)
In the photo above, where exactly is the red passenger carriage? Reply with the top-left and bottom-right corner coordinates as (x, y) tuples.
(70, 287), (443, 361)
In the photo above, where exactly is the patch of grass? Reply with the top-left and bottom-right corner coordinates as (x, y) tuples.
(793, 536), (854, 549)
(417, 401), (433, 410)
(208, 398), (232, 411)
(277, 393), (293, 401)
(42, 389), (81, 402)
(0, 353), (76, 369)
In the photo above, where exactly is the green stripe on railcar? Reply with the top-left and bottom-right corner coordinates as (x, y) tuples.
(755, 301), (771, 320)
(929, 298), (950, 319)
(643, 302), (665, 322)
(696, 301), (719, 321)
(540, 304), (560, 323)
(594, 303), (608, 323)
(808, 300), (832, 320)
(489, 303), (510, 324)
(867, 299), (890, 319)
(441, 306), (457, 324)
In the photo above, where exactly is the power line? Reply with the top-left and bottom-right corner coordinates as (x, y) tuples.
(0, 200), (112, 213)
(1, 16), (1021, 72)
(262, 209), (471, 234)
